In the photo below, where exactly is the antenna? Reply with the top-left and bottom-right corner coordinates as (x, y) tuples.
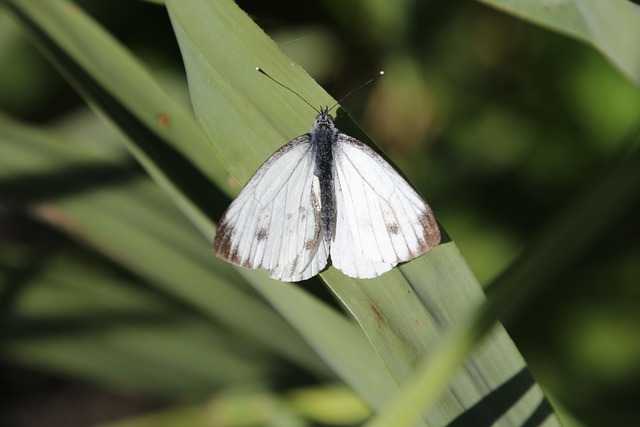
(256, 68), (384, 113)
(256, 68), (318, 113)
(329, 71), (384, 112)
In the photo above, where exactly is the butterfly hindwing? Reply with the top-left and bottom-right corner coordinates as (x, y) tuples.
(331, 134), (440, 278)
(213, 135), (328, 282)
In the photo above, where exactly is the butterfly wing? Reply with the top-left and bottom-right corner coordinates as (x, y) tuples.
(331, 134), (440, 279)
(213, 135), (328, 282)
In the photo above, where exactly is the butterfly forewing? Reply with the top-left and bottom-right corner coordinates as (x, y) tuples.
(330, 134), (440, 279)
(213, 135), (327, 281)
(269, 175), (329, 281)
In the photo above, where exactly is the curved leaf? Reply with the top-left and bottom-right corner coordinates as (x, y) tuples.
(479, 0), (640, 86)
(167, 0), (559, 425)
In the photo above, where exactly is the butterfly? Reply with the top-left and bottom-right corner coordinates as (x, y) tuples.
(213, 107), (440, 282)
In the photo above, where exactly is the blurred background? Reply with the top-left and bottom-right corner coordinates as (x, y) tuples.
(1, 0), (639, 426)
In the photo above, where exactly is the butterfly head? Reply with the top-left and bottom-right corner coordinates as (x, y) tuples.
(314, 106), (335, 129)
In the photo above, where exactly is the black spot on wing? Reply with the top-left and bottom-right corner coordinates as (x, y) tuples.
(386, 222), (400, 234)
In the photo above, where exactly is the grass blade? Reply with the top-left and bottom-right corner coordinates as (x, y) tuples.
(168, 0), (560, 424)
(479, 0), (640, 85)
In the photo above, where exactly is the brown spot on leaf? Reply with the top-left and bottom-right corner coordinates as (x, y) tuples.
(227, 175), (239, 188)
(33, 203), (81, 235)
(370, 302), (384, 326)
(257, 229), (268, 241)
(157, 113), (171, 127)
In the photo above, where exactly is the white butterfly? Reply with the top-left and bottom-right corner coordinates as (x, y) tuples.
(213, 107), (440, 282)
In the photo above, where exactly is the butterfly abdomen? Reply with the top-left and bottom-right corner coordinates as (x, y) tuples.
(311, 122), (337, 243)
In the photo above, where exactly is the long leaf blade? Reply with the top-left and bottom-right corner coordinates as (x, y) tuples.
(479, 0), (640, 85)
(167, 0), (560, 424)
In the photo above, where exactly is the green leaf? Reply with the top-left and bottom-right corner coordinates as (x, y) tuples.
(0, 113), (398, 405)
(167, 0), (559, 424)
(2, 0), (560, 423)
(479, 0), (640, 86)
(0, 244), (270, 397)
(2, 0), (230, 238)
(0, 112), (333, 379)
(366, 121), (640, 427)
(1, 1), (397, 406)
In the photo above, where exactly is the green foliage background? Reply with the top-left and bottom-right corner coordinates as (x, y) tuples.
(1, 0), (639, 426)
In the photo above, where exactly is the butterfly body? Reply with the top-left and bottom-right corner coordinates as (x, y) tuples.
(213, 108), (440, 282)
(311, 108), (337, 243)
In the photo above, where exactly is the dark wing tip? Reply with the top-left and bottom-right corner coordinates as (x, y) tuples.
(420, 208), (441, 250)
(212, 221), (232, 257)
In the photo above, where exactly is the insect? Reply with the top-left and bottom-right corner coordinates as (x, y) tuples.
(213, 70), (440, 282)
